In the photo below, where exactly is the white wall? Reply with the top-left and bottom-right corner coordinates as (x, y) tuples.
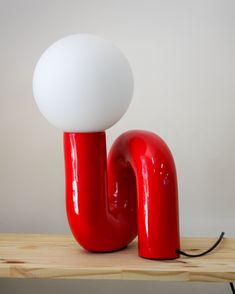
(0, 0), (234, 293)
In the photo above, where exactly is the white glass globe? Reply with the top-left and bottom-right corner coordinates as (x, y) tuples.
(33, 34), (134, 132)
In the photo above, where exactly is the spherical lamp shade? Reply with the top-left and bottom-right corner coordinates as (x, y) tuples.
(33, 34), (134, 132)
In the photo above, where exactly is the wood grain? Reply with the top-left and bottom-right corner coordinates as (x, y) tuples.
(0, 234), (234, 282)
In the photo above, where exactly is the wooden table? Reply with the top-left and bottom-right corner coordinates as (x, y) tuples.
(0, 234), (234, 282)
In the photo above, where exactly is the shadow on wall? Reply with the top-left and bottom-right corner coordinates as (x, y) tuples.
(0, 279), (229, 294)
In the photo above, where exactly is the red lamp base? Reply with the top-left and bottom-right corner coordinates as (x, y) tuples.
(64, 130), (180, 259)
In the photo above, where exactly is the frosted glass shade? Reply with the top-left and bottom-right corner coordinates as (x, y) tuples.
(33, 34), (134, 132)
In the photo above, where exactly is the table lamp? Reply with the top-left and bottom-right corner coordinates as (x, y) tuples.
(33, 34), (180, 259)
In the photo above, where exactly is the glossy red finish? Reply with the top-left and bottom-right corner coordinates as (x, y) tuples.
(64, 130), (180, 259)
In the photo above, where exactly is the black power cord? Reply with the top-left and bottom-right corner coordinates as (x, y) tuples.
(176, 232), (234, 294)
(230, 282), (235, 294)
(176, 231), (225, 257)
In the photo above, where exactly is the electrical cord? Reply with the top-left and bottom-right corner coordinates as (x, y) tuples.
(230, 282), (235, 294)
(175, 232), (234, 294)
(176, 231), (225, 257)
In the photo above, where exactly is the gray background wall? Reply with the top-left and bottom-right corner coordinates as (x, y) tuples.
(0, 0), (234, 293)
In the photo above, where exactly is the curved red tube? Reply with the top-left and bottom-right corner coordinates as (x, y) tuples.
(64, 130), (180, 259)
